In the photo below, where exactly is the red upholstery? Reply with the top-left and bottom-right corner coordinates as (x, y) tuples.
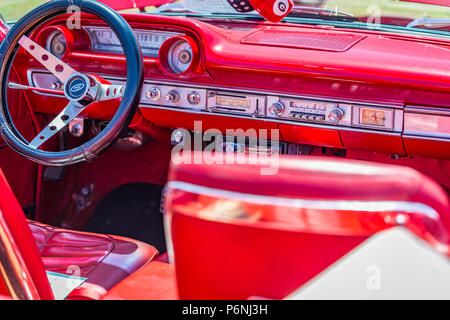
(29, 221), (158, 300)
(102, 261), (178, 300)
(166, 153), (450, 299)
(0, 170), (54, 299)
(0, 167), (158, 300)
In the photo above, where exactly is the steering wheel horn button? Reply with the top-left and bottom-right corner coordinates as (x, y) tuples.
(64, 74), (90, 101)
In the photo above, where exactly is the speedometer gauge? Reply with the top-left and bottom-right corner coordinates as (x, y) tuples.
(83, 26), (181, 57)
(168, 39), (193, 74)
(158, 36), (199, 76)
(46, 30), (67, 58)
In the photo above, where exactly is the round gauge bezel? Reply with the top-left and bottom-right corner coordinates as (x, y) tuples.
(167, 39), (193, 74)
(158, 35), (199, 76)
(35, 25), (74, 60)
(45, 29), (67, 58)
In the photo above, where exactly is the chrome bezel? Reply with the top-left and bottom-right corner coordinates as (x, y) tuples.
(45, 29), (67, 59)
(82, 26), (182, 57)
(167, 39), (193, 74)
(27, 68), (408, 136)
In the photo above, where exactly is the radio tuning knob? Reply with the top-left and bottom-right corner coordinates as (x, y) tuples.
(187, 91), (201, 105)
(328, 107), (344, 123)
(268, 101), (285, 117)
(165, 90), (180, 103)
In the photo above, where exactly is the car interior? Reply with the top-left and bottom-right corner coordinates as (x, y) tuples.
(0, 0), (449, 300)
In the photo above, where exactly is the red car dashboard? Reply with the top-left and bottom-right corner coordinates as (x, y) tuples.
(12, 13), (450, 159)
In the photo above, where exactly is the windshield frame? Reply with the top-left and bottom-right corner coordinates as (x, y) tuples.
(156, 11), (450, 40)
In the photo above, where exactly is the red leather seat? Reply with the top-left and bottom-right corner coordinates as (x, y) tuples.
(165, 153), (450, 299)
(0, 168), (158, 300)
(29, 221), (158, 300)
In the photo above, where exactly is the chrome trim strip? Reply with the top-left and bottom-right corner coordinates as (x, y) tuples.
(166, 181), (439, 220)
(403, 134), (450, 143)
(140, 80), (403, 110)
(141, 103), (403, 136)
(82, 26), (182, 57)
(405, 106), (450, 116)
(404, 111), (450, 140)
(27, 69), (404, 136)
(27, 68), (403, 109)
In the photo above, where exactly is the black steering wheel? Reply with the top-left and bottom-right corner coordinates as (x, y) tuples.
(0, 0), (144, 166)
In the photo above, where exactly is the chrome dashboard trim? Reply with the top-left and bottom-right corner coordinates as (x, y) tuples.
(404, 106), (450, 140)
(403, 135), (450, 143)
(142, 103), (403, 136)
(82, 26), (182, 57)
(28, 69), (403, 109)
(405, 106), (450, 116)
(27, 69), (407, 136)
(140, 79), (404, 110)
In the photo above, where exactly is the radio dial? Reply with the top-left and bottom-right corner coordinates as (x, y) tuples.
(165, 90), (180, 103)
(269, 101), (285, 117)
(328, 108), (344, 123)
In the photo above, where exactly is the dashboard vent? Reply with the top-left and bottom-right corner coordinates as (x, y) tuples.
(241, 27), (366, 52)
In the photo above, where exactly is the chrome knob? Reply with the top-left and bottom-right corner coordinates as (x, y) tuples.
(187, 91), (201, 105)
(328, 108), (344, 123)
(171, 129), (185, 144)
(165, 90), (180, 103)
(268, 101), (285, 117)
(70, 123), (83, 137)
(146, 87), (161, 101)
(51, 80), (63, 90)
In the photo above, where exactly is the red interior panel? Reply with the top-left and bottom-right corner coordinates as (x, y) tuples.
(241, 26), (366, 52)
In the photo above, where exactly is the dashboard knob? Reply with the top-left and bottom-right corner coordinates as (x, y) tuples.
(268, 101), (285, 117)
(172, 129), (185, 144)
(187, 91), (201, 105)
(328, 108), (344, 123)
(165, 90), (180, 103)
(51, 80), (63, 90)
(146, 87), (161, 101)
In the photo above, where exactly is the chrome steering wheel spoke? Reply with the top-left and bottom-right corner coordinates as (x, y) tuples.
(8, 82), (65, 96)
(28, 100), (87, 149)
(91, 82), (125, 101)
(18, 35), (79, 84)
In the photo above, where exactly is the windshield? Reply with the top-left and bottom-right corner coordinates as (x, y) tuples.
(1, 0), (450, 36)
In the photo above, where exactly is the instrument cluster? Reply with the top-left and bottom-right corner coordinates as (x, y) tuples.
(37, 24), (200, 76)
(82, 26), (182, 58)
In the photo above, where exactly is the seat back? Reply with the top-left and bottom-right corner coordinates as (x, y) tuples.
(164, 153), (450, 299)
(0, 168), (53, 299)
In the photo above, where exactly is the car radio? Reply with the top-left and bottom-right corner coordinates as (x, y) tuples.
(266, 96), (352, 126)
(206, 91), (266, 117)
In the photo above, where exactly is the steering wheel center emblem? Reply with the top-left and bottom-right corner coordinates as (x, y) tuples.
(64, 74), (89, 101)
